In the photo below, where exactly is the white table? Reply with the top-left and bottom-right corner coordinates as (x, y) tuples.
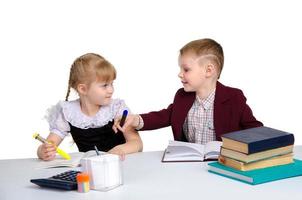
(1, 147), (302, 200)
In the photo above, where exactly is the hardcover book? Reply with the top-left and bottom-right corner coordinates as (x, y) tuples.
(218, 153), (293, 171)
(208, 159), (302, 185)
(220, 145), (293, 163)
(221, 126), (294, 154)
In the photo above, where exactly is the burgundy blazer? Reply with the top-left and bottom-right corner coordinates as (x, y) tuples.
(140, 82), (263, 141)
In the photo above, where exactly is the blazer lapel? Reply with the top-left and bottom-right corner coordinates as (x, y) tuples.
(172, 90), (195, 140)
(214, 82), (232, 140)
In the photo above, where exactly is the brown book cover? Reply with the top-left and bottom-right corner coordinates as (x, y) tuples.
(220, 145), (293, 163)
(218, 153), (293, 171)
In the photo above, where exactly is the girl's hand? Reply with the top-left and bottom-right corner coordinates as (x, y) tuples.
(108, 146), (125, 161)
(38, 143), (57, 161)
(113, 114), (140, 133)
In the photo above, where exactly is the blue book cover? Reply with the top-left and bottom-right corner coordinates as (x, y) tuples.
(208, 159), (302, 185)
(221, 126), (294, 154)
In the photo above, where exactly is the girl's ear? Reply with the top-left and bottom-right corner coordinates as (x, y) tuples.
(77, 83), (87, 95)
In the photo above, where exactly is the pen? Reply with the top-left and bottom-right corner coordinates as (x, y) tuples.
(94, 145), (100, 156)
(120, 110), (128, 127)
(33, 133), (71, 160)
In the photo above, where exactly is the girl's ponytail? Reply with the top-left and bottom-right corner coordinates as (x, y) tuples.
(65, 84), (71, 101)
(65, 65), (73, 101)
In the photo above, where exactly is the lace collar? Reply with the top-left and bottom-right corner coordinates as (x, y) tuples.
(61, 99), (119, 129)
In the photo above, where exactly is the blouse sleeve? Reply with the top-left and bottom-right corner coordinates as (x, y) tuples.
(111, 99), (131, 118)
(45, 102), (70, 139)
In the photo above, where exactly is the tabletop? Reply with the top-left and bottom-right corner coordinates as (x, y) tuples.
(1, 146), (302, 200)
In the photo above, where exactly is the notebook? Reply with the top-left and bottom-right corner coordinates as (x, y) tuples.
(208, 159), (302, 185)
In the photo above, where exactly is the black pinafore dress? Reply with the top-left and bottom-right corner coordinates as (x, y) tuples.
(69, 121), (125, 152)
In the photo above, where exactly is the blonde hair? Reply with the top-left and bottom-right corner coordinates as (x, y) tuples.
(180, 38), (224, 78)
(65, 53), (116, 101)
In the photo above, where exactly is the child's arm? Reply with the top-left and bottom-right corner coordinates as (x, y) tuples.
(113, 104), (173, 133)
(113, 114), (141, 133)
(113, 89), (183, 133)
(108, 128), (143, 156)
(37, 133), (63, 161)
(140, 103), (173, 130)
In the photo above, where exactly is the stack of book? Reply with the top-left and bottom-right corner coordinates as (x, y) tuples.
(219, 126), (294, 171)
(208, 126), (302, 185)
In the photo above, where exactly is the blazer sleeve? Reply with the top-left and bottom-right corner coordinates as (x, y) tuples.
(140, 103), (173, 131)
(237, 90), (263, 129)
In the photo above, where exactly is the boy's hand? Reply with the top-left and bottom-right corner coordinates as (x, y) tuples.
(113, 114), (140, 133)
(108, 146), (125, 161)
(38, 143), (57, 161)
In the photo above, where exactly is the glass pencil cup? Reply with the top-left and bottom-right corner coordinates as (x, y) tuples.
(81, 154), (123, 191)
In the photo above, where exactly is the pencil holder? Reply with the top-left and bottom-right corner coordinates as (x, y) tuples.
(81, 154), (123, 191)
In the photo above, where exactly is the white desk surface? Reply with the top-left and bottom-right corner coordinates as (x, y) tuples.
(1, 146), (302, 200)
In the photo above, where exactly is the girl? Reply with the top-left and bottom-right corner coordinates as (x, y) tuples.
(37, 53), (143, 161)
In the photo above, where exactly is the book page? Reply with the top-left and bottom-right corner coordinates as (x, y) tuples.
(163, 140), (205, 162)
(35, 151), (98, 169)
(204, 141), (222, 160)
(169, 140), (205, 153)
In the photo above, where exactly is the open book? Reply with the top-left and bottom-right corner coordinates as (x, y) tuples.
(162, 140), (222, 162)
(35, 151), (101, 169)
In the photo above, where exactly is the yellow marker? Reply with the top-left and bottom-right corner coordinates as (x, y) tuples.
(33, 133), (71, 160)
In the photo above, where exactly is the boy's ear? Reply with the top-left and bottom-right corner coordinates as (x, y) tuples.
(205, 63), (216, 77)
(77, 83), (87, 95)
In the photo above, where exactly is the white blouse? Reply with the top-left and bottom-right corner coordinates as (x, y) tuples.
(46, 99), (130, 139)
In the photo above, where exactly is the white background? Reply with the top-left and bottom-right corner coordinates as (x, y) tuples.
(0, 0), (301, 159)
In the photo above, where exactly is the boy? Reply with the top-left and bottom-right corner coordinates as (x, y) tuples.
(114, 38), (263, 144)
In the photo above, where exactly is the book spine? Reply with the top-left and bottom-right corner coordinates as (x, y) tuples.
(248, 134), (294, 154)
